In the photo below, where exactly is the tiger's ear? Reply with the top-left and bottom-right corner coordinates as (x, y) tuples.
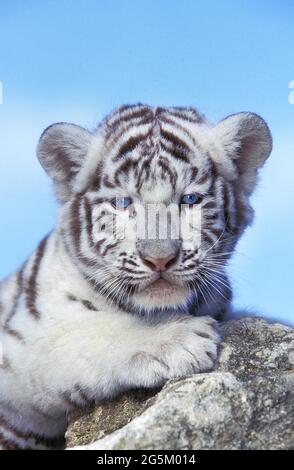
(213, 112), (272, 194)
(37, 123), (92, 203)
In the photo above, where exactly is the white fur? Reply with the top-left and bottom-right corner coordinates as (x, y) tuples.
(0, 232), (219, 448)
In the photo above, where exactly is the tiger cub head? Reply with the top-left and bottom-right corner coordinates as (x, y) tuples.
(37, 105), (272, 316)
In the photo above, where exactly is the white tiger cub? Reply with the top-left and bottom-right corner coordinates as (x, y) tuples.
(0, 105), (272, 449)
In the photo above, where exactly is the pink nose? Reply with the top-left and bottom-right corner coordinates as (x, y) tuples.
(142, 254), (177, 272)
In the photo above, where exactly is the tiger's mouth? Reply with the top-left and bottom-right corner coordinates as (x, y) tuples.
(140, 273), (183, 294)
(130, 273), (190, 311)
(148, 278), (174, 290)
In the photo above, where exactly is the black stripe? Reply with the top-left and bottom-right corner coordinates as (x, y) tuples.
(95, 237), (107, 252)
(136, 159), (152, 192)
(157, 157), (177, 191)
(205, 212), (219, 221)
(89, 196), (105, 205)
(4, 327), (24, 341)
(190, 166), (199, 182)
(196, 170), (211, 185)
(202, 200), (217, 210)
(158, 106), (204, 123)
(87, 167), (102, 192)
(118, 107), (152, 125)
(83, 197), (94, 247)
(103, 175), (116, 188)
(224, 182), (238, 234)
(205, 226), (223, 239)
(113, 158), (136, 185)
(201, 230), (216, 248)
(69, 195), (83, 255)
(160, 128), (191, 162)
(107, 105), (153, 130)
(81, 299), (98, 311)
(102, 241), (119, 256)
(159, 115), (196, 146)
(4, 266), (25, 331)
(26, 236), (49, 319)
(182, 252), (195, 263)
(161, 141), (189, 163)
(68, 295), (98, 311)
(114, 134), (146, 161)
(106, 117), (152, 149)
(124, 259), (140, 268)
(68, 294), (78, 302)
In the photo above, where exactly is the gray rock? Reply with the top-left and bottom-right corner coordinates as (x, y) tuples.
(66, 317), (294, 450)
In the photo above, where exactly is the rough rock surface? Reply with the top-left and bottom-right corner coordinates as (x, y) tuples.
(66, 317), (294, 450)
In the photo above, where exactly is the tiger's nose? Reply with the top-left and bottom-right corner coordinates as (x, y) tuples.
(141, 254), (177, 272)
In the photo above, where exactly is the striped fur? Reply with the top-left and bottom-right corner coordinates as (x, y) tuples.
(0, 104), (272, 449)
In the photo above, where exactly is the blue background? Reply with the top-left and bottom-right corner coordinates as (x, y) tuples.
(0, 1), (293, 324)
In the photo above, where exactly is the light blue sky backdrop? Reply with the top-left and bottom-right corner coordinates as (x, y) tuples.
(0, 1), (293, 323)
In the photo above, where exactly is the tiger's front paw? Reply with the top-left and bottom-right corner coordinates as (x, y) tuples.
(125, 315), (220, 389)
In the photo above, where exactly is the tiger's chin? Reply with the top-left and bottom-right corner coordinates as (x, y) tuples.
(131, 279), (190, 312)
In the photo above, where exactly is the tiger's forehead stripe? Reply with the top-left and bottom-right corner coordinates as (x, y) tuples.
(114, 134), (148, 161)
(104, 106), (154, 140)
(105, 104), (153, 127)
(156, 106), (205, 123)
(106, 122), (153, 160)
(95, 105), (208, 192)
(99, 111), (213, 201)
(103, 104), (204, 153)
(76, 104), (211, 194)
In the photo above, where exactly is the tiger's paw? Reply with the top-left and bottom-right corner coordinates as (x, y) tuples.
(125, 315), (220, 388)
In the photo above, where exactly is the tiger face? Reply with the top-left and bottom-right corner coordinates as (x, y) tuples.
(37, 105), (272, 315)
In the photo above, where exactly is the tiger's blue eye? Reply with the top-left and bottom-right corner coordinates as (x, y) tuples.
(181, 193), (202, 205)
(111, 197), (132, 209)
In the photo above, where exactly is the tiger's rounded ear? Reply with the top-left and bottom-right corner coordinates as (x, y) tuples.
(37, 123), (92, 203)
(214, 112), (272, 194)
